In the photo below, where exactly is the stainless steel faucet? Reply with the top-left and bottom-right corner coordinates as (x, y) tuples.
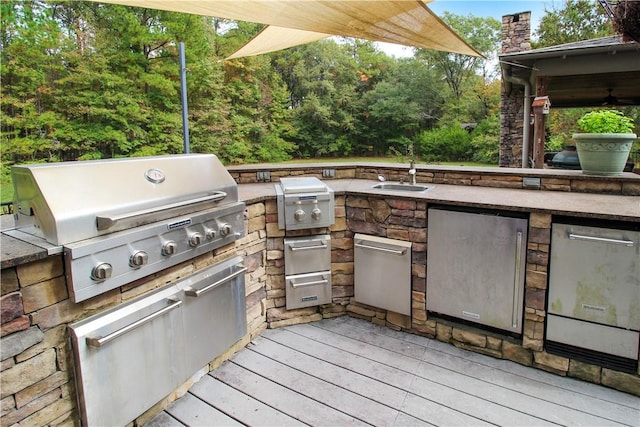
(409, 160), (416, 185)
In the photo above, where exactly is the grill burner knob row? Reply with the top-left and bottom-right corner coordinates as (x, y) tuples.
(162, 241), (178, 256)
(130, 251), (149, 268)
(91, 263), (112, 281)
(189, 232), (203, 247)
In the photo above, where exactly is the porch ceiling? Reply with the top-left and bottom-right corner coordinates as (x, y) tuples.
(500, 36), (640, 108)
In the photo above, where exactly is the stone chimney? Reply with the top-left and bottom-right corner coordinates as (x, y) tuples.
(500, 12), (532, 168)
(502, 12), (531, 54)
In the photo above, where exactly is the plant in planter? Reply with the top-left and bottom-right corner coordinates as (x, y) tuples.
(573, 110), (637, 176)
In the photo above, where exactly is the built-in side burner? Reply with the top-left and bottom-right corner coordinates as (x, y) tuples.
(275, 177), (334, 230)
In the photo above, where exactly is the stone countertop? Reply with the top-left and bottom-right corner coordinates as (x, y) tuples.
(3, 179), (639, 268)
(241, 179), (640, 221)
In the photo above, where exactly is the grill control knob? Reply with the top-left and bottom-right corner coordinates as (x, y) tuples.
(294, 209), (305, 222)
(189, 232), (203, 247)
(205, 228), (216, 240)
(129, 251), (148, 267)
(91, 263), (112, 281)
(220, 223), (232, 236)
(311, 208), (322, 220)
(162, 241), (178, 256)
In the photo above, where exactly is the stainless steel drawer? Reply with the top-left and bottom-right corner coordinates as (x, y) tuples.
(547, 314), (639, 359)
(284, 235), (331, 276)
(286, 271), (332, 309)
(548, 223), (640, 330)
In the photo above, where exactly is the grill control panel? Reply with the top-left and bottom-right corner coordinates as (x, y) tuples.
(65, 202), (245, 302)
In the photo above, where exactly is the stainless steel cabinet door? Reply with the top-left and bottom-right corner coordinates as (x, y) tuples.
(180, 256), (247, 372)
(426, 208), (528, 333)
(354, 234), (412, 316)
(69, 284), (186, 427)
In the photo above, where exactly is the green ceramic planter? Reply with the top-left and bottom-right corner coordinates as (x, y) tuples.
(572, 133), (636, 176)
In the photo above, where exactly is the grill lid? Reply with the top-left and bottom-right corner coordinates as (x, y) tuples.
(11, 154), (238, 245)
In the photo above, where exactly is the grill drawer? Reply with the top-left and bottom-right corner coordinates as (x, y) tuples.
(286, 271), (332, 309)
(284, 235), (331, 276)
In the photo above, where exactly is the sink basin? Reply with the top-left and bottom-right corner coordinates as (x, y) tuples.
(371, 183), (430, 192)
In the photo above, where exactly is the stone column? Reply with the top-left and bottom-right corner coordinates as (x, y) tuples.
(500, 12), (531, 168)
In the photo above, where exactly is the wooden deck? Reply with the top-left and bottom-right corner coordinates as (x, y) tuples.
(147, 316), (640, 427)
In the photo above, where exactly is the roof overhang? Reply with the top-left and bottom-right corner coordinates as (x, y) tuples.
(499, 36), (640, 107)
(93, 0), (481, 58)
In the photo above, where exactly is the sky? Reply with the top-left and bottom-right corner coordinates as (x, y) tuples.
(376, 0), (566, 57)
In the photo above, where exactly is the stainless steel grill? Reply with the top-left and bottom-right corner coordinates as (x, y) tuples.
(9, 154), (245, 302)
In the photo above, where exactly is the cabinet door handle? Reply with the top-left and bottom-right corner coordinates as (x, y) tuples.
(511, 232), (523, 329)
(184, 266), (247, 297)
(86, 296), (182, 347)
(289, 278), (329, 288)
(355, 242), (406, 255)
(568, 233), (634, 247)
(288, 242), (327, 251)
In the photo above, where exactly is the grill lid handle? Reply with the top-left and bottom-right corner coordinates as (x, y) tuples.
(96, 191), (227, 231)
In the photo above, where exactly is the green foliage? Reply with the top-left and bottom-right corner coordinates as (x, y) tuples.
(545, 136), (567, 153)
(415, 125), (472, 162)
(577, 110), (635, 134)
(415, 13), (501, 99)
(469, 114), (500, 164)
(534, 0), (613, 48)
(1, 3), (504, 171)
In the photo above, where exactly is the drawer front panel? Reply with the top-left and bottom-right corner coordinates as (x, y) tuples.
(284, 235), (331, 275)
(286, 271), (332, 309)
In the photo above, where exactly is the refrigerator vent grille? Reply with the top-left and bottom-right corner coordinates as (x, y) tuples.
(546, 341), (638, 374)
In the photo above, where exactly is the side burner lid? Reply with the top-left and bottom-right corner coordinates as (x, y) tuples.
(279, 177), (328, 194)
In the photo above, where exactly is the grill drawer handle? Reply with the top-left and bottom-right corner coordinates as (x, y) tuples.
(568, 233), (634, 247)
(354, 242), (406, 255)
(288, 242), (327, 252)
(289, 278), (329, 288)
(184, 266), (247, 298)
(96, 192), (227, 230)
(86, 296), (182, 347)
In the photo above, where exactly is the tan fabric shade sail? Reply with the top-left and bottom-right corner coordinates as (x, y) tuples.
(226, 26), (330, 60)
(94, 0), (482, 58)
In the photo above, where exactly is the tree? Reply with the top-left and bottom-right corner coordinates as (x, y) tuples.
(415, 13), (501, 100)
(272, 40), (361, 158)
(533, 0), (613, 48)
(1, 1), (67, 162)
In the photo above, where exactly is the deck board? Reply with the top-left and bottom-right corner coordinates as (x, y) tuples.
(189, 375), (305, 426)
(147, 316), (640, 427)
